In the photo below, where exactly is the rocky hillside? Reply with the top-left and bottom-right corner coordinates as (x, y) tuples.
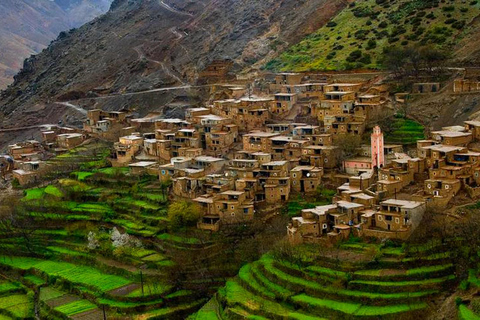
(0, 0), (112, 89)
(0, 0), (349, 148)
(267, 0), (480, 71)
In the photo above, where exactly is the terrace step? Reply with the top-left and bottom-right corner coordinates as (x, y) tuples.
(108, 283), (140, 297)
(353, 264), (454, 281)
(291, 294), (428, 320)
(348, 275), (456, 293)
(250, 262), (294, 300)
(238, 264), (276, 300)
(71, 309), (104, 320)
(220, 280), (295, 319)
(46, 294), (80, 308)
(258, 258), (438, 305)
(135, 299), (206, 319)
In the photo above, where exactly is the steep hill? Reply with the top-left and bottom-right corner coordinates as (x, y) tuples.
(0, 0), (112, 89)
(0, 0), (349, 149)
(267, 0), (480, 71)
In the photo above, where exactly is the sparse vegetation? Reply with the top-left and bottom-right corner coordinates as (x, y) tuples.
(267, 0), (479, 71)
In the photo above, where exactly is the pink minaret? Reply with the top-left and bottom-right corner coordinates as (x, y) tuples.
(371, 125), (385, 168)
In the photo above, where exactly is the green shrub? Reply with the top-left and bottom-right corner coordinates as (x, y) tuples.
(455, 297), (464, 306)
(452, 20), (466, 29)
(366, 39), (377, 50)
(379, 21), (388, 28)
(442, 5), (455, 11)
(346, 50), (363, 62)
(326, 21), (337, 27)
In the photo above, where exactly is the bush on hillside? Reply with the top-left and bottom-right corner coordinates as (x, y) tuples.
(452, 20), (466, 29)
(366, 39), (377, 50)
(346, 50), (363, 62)
(168, 200), (203, 230)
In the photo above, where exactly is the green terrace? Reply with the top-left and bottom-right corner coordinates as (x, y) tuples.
(195, 241), (457, 319)
(1, 156), (240, 319)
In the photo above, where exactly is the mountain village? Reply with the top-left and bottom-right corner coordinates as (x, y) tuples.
(3, 69), (480, 246)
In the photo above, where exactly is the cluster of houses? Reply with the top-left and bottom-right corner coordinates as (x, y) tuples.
(93, 73), (395, 232)
(5, 70), (480, 243)
(288, 119), (480, 244)
(3, 126), (87, 185)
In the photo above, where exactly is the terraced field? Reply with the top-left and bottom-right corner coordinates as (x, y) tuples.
(193, 242), (457, 319)
(385, 117), (425, 145)
(0, 147), (240, 319)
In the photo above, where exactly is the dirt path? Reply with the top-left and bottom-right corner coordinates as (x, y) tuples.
(55, 102), (88, 115)
(134, 44), (186, 85)
(159, 0), (193, 17)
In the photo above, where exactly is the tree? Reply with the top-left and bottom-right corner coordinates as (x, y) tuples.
(0, 198), (46, 254)
(333, 135), (362, 169)
(168, 201), (203, 230)
(381, 44), (450, 81)
(160, 178), (172, 201)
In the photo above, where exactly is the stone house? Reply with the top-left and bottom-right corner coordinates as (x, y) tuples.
(268, 136), (310, 161)
(242, 132), (280, 153)
(272, 93), (298, 114)
(56, 133), (84, 150)
(112, 135), (144, 166)
(290, 166), (323, 193)
(431, 130), (472, 147)
(255, 161), (290, 204)
(454, 79), (480, 93)
(269, 73), (303, 92)
(287, 201), (365, 245)
(8, 141), (43, 160)
(316, 91), (356, 122)
(212, 97), (272, 132)
(301, 145), (338, 169)
(12, 161), (47, 186)
(324, 83), (362, 93)
(464, 121), (480, 141)
(84, 109), (128, 134)
(362, 199), (426, 240)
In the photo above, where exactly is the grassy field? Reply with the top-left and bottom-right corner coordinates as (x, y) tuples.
(0, 256), (132, 292)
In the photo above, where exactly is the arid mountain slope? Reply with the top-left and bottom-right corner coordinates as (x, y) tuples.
(0, 0), (112, 89)
(0, 0), (349, 149)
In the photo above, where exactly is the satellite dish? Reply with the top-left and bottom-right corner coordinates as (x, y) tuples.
(306, 173), (311, 177)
